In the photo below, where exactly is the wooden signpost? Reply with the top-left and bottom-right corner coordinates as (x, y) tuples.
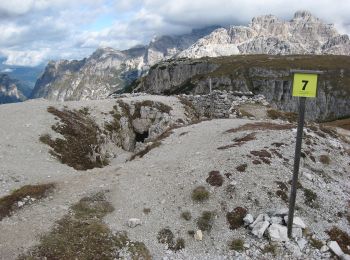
(287, 70), (323, 238)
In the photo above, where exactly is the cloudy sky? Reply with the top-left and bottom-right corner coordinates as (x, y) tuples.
(0, 0), (349, 67)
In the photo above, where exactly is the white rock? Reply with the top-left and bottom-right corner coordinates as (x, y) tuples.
(17, 201), (25, 207)
(341, 254), (350, 260)
(297, 238), (308, 251)
(328, 241), (344, 257)
(268, 223), (289, 242)
(252, 220), (270, 238)
(194, 230), (203, 241)
(250, 214), (270, 228)
(283, 216), (306, 229)
(127, 218), (141, 228)
(270, 216), (283, 224)
(243, 243), (250, 249)
(243, 214), (254, 225)
(272, 208), (289, 216)
(320, 245), (329, 253)
(292, 227), (303, 239)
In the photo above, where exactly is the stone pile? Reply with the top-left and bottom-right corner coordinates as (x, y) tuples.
(179, 90), (268, 119)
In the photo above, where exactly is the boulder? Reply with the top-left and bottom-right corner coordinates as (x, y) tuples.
(252, 220), (270, 238)
(283, 216), (306, 229)
(328, 241), (344, 257)
(268, 223), (289, 242)
(243, 214), (254, 226)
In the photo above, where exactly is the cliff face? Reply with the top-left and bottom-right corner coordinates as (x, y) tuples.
(31, 27), (217, 101)
(0, 74), (27, 104)
(135, 55), (350, 121)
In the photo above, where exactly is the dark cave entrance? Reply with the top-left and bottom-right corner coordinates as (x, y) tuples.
(135, 131), (149, 143)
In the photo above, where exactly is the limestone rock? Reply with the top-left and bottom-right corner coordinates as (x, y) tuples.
(194, 230), (203, 241)
(252, 220), (270, 238)
(284, 216), (306, 229)
(328, 241), (344, 257)
(268, 223), (289, 242)
(243, 214), (254, 226)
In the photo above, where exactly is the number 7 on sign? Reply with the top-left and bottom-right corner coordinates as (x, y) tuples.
(302, 80), (308, 90)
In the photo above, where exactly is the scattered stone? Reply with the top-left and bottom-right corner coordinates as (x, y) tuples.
(250, 214), (270, 228)
(127, 218), (141, 228)
(328, 241), (344, 257)
(243, 243), (250, 249)
(268, 223), (288, 242)
(270, 216), (283, 224)
(243, 214), (254, 226)
(252, 220), (270, 238)
(320, 245), (329, 253)
(341, 254), (350, 260)
(283, 216), (306, 229)
(272, 208), (289, 216)
(17, 201), (25, 207)
(194, 230), (203, 241)
(297, 238), (308, 251)
(292, 227), (303, 239)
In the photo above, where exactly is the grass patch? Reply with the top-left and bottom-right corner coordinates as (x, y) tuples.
(262, 243), (277, 255)
(197, 211), (215, 231)
(206, 171), (224, 187)
(217, 132), (256, 150)
(225, 122), (293, 133)
(319, 154), (331, 165)
(236, 164), (247, 172)
(0, 183), (55, 221)
(157, 228), (185, 251)
(42, 106), (109, 170)
(226, 207), (247, 230)
(303, 188), (318, 208)
(229, 239), (244, 252)
(20, 192), (151, 259)
(326, 226), (350, 254)
(191, 186), (209, 202)
(181, 211), (192, 221)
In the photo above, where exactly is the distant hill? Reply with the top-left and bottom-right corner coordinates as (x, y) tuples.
(32, 11), (350, 102)
(0, 73), (28, 104)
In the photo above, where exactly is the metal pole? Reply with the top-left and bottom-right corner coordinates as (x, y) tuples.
(287, 97), (306, 238)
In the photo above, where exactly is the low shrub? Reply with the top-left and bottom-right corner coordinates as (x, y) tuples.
(191, 186), (209, 202)
(229, 239), (244, 252)
(226, 207), (247, 230)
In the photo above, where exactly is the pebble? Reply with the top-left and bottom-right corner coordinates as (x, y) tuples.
(297, 238), (308, 251)
(320, 245), (329, 253)
(243, 214), (254, 225)
(194, 230), (203, 241)
(127, 218), (141, 228)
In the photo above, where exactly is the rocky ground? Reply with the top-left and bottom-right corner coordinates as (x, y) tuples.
(0, 96), (349, 259)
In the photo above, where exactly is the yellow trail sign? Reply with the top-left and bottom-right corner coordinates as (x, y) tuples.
(292, 73), (318, 98)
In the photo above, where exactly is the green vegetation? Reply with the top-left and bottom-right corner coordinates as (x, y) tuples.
(229, 239), (244, 252)
(191, 186), (210, 202)
(19, 192), (151, 259)
(181, 211), (192, 221)
(0, 183), (55, 220)
(303, 188), (319, 208)
(262, 243), (277, 255)
(197, 211), (215, 231)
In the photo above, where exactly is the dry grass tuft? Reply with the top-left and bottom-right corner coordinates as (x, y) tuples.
(326, 226), (350, 254)
(226, 207), (247, 230)
(229, 239), (244, 252)
(206, 171), (224, 187)
(267, 109), (298, 122)
(225, 122), (293, 133)
(20, 192), (151, 259)
(319, 154), (331, 165)
(236, 164), (248, 172)
(42, 106), (109, 170)
(217, 132), (256, 150)
(197, 211), (215, 231)
(0, 183), (55, 220)
(191, 186), (209, 202)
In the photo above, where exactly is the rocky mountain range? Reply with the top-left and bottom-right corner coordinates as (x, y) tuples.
(0, 74), (28, 104)
(30, 11), (350, 102)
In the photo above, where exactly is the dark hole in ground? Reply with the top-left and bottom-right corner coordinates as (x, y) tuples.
(135, 131), (149, 143)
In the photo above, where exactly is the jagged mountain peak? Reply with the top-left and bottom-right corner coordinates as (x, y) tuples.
(293, 10), (317, 20)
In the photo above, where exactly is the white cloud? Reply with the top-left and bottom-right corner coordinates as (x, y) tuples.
(0, 0), (350, 66)
(1, 49), (50, 67)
